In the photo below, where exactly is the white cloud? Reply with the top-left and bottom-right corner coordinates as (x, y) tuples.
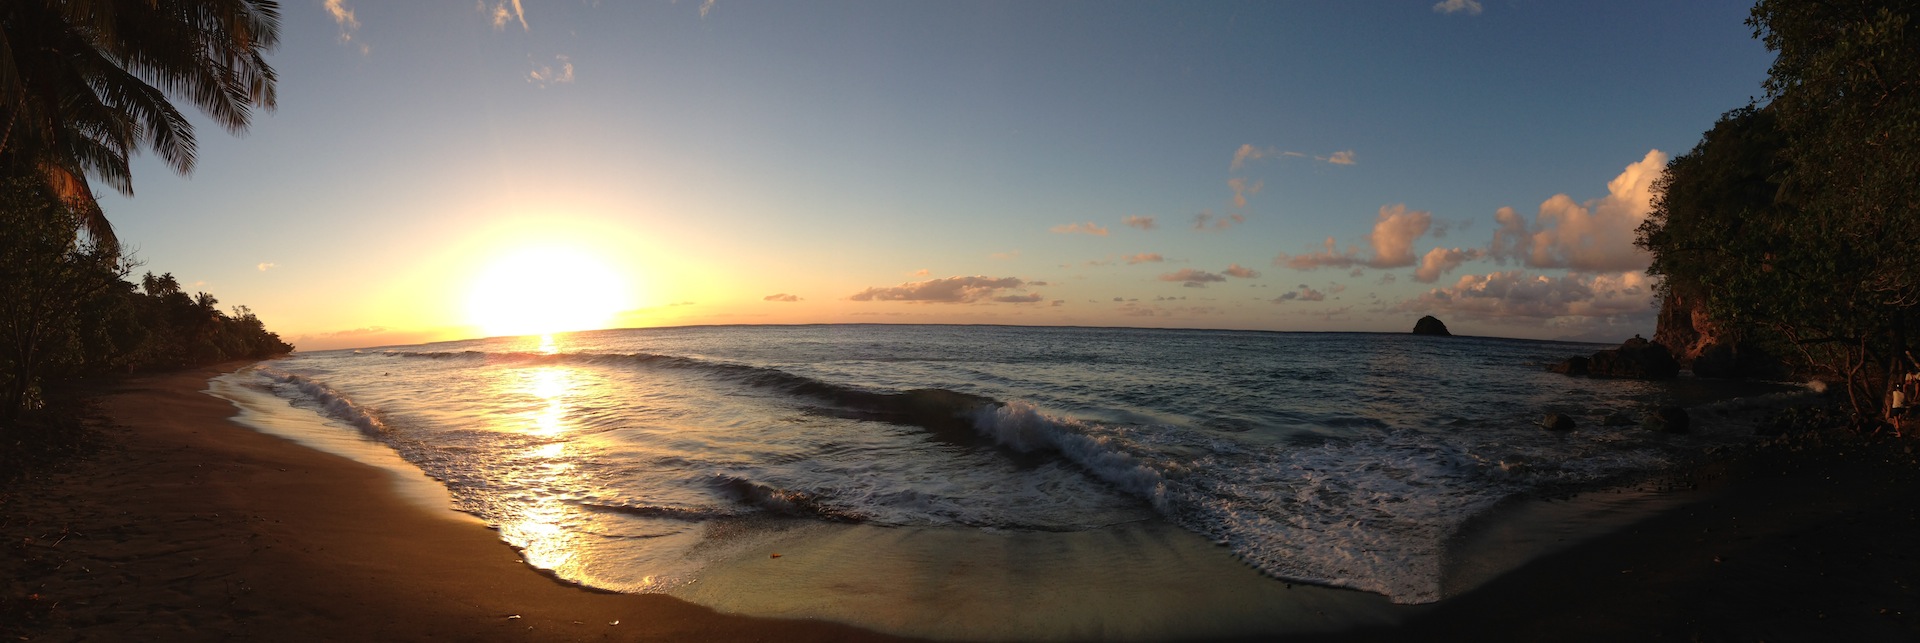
(701, 0), (717, 18)
(1224, 263), (1261, 279)
(1050, 221), (1111, 236)
(1414, 247), (1481, 283)
(1192, 211), (1246, 231)
(1400, 270), (1656, 321)
(1159, 269), (1227, 288)
(1228, 177), (1263, 208)
(763, 293), (800, 302)
(1433, 0), (1483, 15)
(1279, 205), (1435, 272)
(1124, 253), (1165, 265)
(1366, 204), (1431, 269)
(1231, 144), (1276, 171)
(1487, 150), (1666, 273)
(256, 262), (277, 272)
(486, 0), (529, 31)
(324, 0), (362, 44)
(850, 276), (1034, 303)
(1319, 150), (1357, 165)
(1272, 284), (1326, 303)
(1122, 215), (1156, 231)
(1279, 237), (1362, 270)
(529, 55), (574, 86)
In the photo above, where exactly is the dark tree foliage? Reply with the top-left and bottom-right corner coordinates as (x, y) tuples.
(0, 179), (291, 425)
(0, 0), (280, 253)
(1639, 0), (1920, 420)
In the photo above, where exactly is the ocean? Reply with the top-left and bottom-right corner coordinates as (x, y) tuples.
(210, 325), (1796, 639)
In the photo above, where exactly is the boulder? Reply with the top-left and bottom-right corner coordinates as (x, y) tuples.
(1583, 336), (1681, 379)
(1642, 406), (1690, 433)
(1549, 356), (1590, 376)
(1412, 315), (1452, 336)
(1540, 413), (1576, 431)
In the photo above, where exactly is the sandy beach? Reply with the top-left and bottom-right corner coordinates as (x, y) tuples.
(0, 365), (902, 642)
(5, 364), (1920, 641)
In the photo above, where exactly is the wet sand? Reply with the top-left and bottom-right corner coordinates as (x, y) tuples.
(7, 365), (1920, 641)
(0, 365), (902, 642)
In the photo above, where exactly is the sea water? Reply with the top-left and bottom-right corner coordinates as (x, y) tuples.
(216, 325), (1793, 639)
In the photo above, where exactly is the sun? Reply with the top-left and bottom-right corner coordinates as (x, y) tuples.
(466, 245), (632, 338)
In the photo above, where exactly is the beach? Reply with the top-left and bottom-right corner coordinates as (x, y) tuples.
(0, 365), (899, 642)
(4, 363), (1919, 641)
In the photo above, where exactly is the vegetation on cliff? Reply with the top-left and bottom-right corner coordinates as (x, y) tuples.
(1637, 0), (1919, 421)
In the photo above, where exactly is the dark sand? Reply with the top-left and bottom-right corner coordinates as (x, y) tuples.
(5, 365), (1920, 641)
(0, 365), (903, 642)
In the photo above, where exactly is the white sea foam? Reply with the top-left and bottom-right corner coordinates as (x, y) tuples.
(257, 368), (389, 436)
(260, 327), (1792, 610)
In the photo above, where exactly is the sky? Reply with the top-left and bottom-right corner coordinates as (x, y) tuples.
(96, 0), (1777, 350)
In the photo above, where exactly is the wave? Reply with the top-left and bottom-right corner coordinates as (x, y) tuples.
(257, 368), (390, 437)
(380, 349), (1000, 437)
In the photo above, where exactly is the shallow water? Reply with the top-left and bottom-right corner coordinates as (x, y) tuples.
(218, 324), (1795, 638)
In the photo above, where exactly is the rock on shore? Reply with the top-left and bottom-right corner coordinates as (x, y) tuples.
(1551, 336), (1680, 380)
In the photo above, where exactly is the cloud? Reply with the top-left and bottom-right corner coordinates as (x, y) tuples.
(1224, 263), (1260, 279)
(1050, 221), (1110, 236)
(700, 0), (717, 18)
(911, 268), (929, 276)
(1433, 0), (1483, 15)
(323, 0), (365, 52)
(1399, 270), (1656, 321)
(850, 276), (1034, 303)
(529, 55), (574, 86)
(994, 293), (1045, 303)
(1272, 284), (1326, 303)
(1321, 150), (1357, 165)
(486, 0), (529, 31)
(1159, 268), (1227, 288)
(1192, 211), (1246, 231)
(1276, 204), (1433, 271)
(1366, 204), (1432, 268)
(763, 293), (800, 302)
(1122, 215), (1157, 231)
(256, 262), (277, 272)
(1414, 247), (1482, 283)
(1486, 150), (1666, 272)
(1279, 237), (1363, 270)
(1231, 144), (1276, 171)
(1228, 177), (1263, 208)
(1124, 253), (1165, 264)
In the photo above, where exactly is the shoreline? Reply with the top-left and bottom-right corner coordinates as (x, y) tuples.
(5, 364), (1918, 641)
(0, 364), (903, 641)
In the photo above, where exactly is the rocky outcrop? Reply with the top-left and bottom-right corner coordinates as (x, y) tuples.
(1549, 356), (1590, 376)
(1412, 316), (1452, 336)
(1540, 413), (1576, 431)
(1550, 336), (1681, 379)
(1654, 289), (1787, 380)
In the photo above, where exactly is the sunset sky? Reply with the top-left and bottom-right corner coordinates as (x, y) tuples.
(96, 1), (1775, 350)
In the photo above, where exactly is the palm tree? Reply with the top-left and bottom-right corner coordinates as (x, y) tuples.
(0, 0), (280, 254)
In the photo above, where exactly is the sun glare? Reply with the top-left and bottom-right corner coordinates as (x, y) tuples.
(467, 246), (632, 338)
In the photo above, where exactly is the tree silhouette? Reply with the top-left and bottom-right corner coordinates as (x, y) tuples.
(0, 0), (280, 253)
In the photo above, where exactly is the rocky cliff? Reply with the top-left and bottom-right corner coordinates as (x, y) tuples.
(1653, 289), (1787, 379)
